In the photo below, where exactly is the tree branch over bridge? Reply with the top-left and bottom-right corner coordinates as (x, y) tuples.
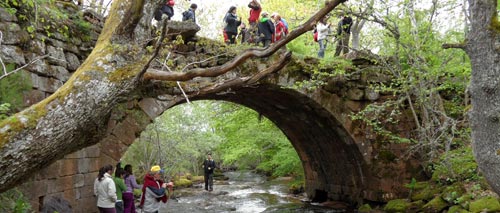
(0, 0), (347, 193)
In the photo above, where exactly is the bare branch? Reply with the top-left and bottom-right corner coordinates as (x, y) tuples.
(144, 0), (348, 82)
(442, 43), (467, 50)
(0, 54), (50, 81)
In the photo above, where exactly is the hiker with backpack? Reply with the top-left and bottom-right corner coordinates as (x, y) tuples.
(271, 13), (287, 42)
(257, 11), (275, 47)
(316, 17), (331, 58)
(182, 3), (197, 23)
(153, 0), (175, 28)
(223, 6), (242, 44)
(271, 12), (289, 35)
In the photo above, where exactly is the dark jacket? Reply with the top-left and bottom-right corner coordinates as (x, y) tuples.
(257, 17), (275, 40)
(337, 16), (353, 35)
(161, 5), (174, 20)
(224, 13), (241, 34)
(182, 8), (196, 22)
(203, 159), (216, 174)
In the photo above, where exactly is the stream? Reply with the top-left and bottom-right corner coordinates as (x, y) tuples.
(159, 171), (350, 213)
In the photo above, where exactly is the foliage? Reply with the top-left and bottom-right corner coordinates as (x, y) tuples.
(0, 188), (32, 213)
(1, 0), (91, 40)
(123, 101), (223, 179)
(430, 146), (479, 184)
(212, 102), (303, 178)
(349, 0), (471, 162)
(0, 64), (31, 112)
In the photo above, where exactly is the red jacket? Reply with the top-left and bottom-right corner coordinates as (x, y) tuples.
(274, 21), (286, 42)
(248, 2), (261, 23)
(139, 174), (167, 207)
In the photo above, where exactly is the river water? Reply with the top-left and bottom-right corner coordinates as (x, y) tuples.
(159, 171), (348, 213)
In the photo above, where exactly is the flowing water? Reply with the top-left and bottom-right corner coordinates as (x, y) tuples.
(159, 171), (349, 213)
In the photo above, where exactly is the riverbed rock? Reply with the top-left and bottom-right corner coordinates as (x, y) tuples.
(422, 197), (448, 212)
(383, 199), (410, 213)
(469, 196), (500, 213)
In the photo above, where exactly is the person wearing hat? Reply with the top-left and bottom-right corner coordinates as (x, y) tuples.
(139, 165), (174, 213)
(257, 11), (275, 47)
(202, 153), (217, 191)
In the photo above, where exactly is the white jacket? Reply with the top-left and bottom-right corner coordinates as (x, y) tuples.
(94, 173), (117, 208)
(317, 22), (330, 40)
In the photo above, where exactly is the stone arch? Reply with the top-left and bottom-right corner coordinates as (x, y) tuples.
(157, 84), (369, 203)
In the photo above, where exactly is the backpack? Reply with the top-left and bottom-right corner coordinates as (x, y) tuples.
(182, 10), (189, 21)
(154, 7), (163, 21)
(313, 29), (318, 42)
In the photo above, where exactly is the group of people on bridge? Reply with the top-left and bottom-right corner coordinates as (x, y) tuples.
(153, 0), (353, 59)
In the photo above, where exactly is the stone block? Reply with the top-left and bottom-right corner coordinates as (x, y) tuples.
(38, 160), (61, 179)
(79, 158), (100, 174)
(345, 100), (362, 112)
(66, 149), (86, 159)
(51, 65), (71, 82)
(30, 73), (63, 93)
(100, 136), (123, 160)
(59, 159), (78, 177)
(84, 171), (98, 186)
(75, 196), (98, 213)
(85, 145), (101, 158)
(65, 52), (81, 71)
(23, 89), (46, 107)
(46, 45), (68, 67)
(0, 22), (28, 45)
(79, 185), (96, 199)
(346, 88), (364, 101)
(364, 88), (380, 101)
(73, 174), (85, 188)
(0, 45), (26, 65)
(138, 98), (163, 119)
(0, 7), (18, 22)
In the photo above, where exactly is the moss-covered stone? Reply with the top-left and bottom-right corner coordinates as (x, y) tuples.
(455, 194), (473, 210)
(422, 197), (449, 212)
(441, 183), (466, 204)
(357, 203), (372, 212)
(469, 196), (500, 213)
(383, 199), (410, 213)
(408, 200), (425, 212)
(448, 205), (469, 213)
(173, 178), (192, 188)
(411, 183), (441, 201)
(431, 147), (478, 184)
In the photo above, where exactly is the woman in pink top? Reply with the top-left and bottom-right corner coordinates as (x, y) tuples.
(123, 164), (142, 213)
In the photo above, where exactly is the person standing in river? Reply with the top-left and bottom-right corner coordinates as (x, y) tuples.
(202, 153), (217, 191)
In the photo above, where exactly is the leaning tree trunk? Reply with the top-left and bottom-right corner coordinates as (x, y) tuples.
(466, 0), (500, 194)
(0, 0), (348, 193)
(0, 0), (158, 192)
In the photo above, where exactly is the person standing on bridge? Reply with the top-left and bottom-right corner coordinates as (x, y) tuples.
(334, 14), (352, 57)
(202, 153), (217, 191)
(94, 164), (117, 213)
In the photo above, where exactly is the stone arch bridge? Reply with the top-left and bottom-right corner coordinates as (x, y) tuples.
(0, 8), (419, 212)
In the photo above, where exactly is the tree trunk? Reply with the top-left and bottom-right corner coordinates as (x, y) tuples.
(0, 0), (157, 192)
(466, 0), (500, 194)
